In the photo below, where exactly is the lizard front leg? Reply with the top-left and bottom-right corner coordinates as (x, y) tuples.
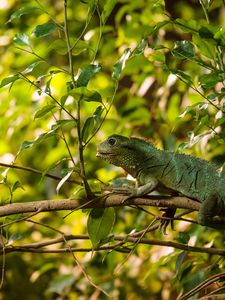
(198, 193), (225, 230)
(128, 178), (159, 197)
(118, 178), (158, 204)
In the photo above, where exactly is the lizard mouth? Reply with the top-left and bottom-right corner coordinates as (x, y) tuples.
(96, 151), (117, 157)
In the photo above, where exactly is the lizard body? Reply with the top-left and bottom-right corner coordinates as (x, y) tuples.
(96, 134), (225, 229)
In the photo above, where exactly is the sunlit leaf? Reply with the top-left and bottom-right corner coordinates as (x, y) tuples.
(0, 74), (20, 88)
(174, 18), (199, 33)
(70, 186), (86, 200)
(22, 61), (43, 74)
(87, 207), (115, 248)
(19, 140), (35, 151)
(172, 40), (195, 59)
(173, 70), (193, 86)
(192, 34), (216, 58)
(133, 39), (147, 56)
(7, 233), (23, 246)
(34, 104), (56, 119)
(33, 22), (57, 38)
(77, 64), (102, 87)
(214, 27), (225, 46)
(13, 33), (30, 46)
(56, 169), (73, 194)
(193, 115), (209, 133)
(112, 48), (132, 80)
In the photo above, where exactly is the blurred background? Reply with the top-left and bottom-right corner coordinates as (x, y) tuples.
(0, 0), (225, 299)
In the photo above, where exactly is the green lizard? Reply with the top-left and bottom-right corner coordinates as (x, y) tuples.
(96, 134), (225, 229)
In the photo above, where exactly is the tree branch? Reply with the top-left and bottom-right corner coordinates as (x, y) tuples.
(0, 194), (200, 217)
(3, 233), (225, 256)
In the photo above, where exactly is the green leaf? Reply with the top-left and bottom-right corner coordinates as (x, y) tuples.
(19, 140), (35, 151)
(172, 41), (195, 59)
(34, 104), (56, 119)
(47, 274), (75, 295)
(214, 27), (225, 46)
(175, 251), (187, 273)
(51, 119), (75, 130)
(18, 130), (57, 154)
(81, 117), (95, 142)
(172, 70), (193, 86)
(68, 87), (102, 102)
(192, 34), (216, 59)
(152, 20), (170, 34)
(194, 115), (209, 133)
(9, 6), (39, 22)
(7, 233), (23, 246)
(133, 39), (147, 56)
(70, 186), (86, 200)
(176, 232), (190, 244)
(174, 18), (199, 34)
(93, 105), (104, 124)
(12, 181), (24, 193)
(13, 33), (30, 46)
(0, 74), (20, 88)
(56, 169), (73, 194)
(198, 24), (217, 39)
(33, 22), (57, 38)
(112, 48), (132, 80)
(22, 61), (43, 74)
(101, 0), (118, 24)
(80, 0), (96, 6)
(87, 207), (115, 248)
(77, 64), (102, 87)
(199, 72), (222, 90)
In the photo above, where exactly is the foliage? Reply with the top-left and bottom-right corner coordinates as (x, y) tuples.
(0, 0), (225, 299)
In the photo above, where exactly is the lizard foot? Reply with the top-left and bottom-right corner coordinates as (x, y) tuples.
(159, 208), (176, 234)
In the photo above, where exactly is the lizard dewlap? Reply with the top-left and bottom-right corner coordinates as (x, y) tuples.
(96, 134), (225, 229)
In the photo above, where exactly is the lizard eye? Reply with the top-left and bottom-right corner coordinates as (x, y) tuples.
(108, 137), (117, 146)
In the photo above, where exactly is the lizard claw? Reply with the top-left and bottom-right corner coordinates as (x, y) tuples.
(159, 208), (176, 234)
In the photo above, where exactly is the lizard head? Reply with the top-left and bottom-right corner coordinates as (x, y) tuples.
(96, 134), (152, 177)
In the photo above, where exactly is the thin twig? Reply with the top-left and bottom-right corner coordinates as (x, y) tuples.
(84, 81), (119, 146)
(70, 6), (95, 51)
(0, 162), (79, 184)
(15, 47), (68, 74)
(26, 218), (110, 297)
(34, 0), (64, 30)
(18, 72), (77, 122)
(4, 235), (225, 256)
(178, 272), (225, 300)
